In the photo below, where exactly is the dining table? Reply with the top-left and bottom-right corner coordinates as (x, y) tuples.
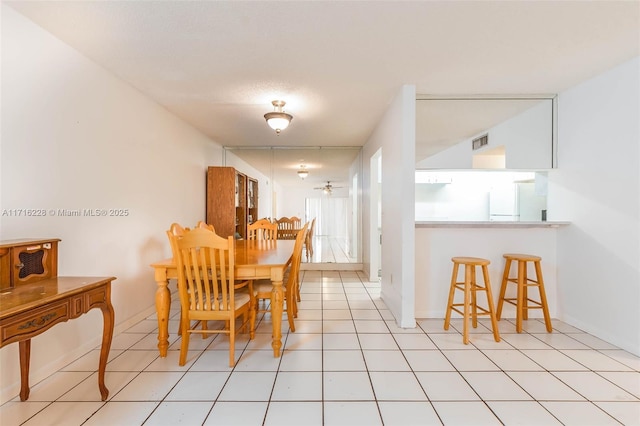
(150, 239), (295, 358)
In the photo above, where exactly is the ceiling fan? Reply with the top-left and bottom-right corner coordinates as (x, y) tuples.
(314, 181), (344, 195)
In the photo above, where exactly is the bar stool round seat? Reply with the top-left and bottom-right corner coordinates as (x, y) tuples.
(496, 253), (552, 333)
(444, 257), (501, 344)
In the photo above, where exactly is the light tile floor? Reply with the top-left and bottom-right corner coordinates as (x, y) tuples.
(304, 236), (358, 264)
(2, 271), (639, 425)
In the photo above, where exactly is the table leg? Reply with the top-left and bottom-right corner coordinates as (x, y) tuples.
(98, 291), (115, 401)
(18, 339), (31, 401)
(154, 274), (171, 357)
(271, 277), (284, 357)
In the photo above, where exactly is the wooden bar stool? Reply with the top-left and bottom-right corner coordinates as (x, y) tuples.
(496, 253), (552, 333)
(444, 257), (501, 344)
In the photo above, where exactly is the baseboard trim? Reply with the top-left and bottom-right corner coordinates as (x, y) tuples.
(301, 263), (363, 271)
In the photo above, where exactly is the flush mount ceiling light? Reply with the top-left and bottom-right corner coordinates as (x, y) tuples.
(297, 165), (309, 180)
(264, 100), (293, 135)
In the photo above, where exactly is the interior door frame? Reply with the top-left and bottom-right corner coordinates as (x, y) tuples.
(369, 148), (382, 280)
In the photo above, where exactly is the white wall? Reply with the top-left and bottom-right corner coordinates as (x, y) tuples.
(0, 5), (223, 401)
(548, 56), (640, 355)
(363, 85), (416, 327)
(277, 186), (317, 220)
(415, 181), (489, 221)
(224, 151), (274, 222)
(418, 100), (553, 170)
(275, 183), (350, 223)
(417, 135), (473, 169)
(499, 101), (552, 169)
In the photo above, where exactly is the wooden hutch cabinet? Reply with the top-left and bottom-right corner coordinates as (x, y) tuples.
(206, 167), (258, 239)
(0, 238), (60, 291)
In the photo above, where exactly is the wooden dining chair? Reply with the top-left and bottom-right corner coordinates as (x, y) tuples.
(175, 227), (256, 367)
(276, 217), (297, 240)
(196, 221), (249, 334)
(247, 218), (277, 240)
(253, 222), (308, 332)
(168, 222), (215, 335)
(196, 220), (216, 233)
(304, 217), (316, 262)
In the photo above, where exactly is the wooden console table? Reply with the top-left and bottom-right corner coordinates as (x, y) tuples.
(0, 276), (115, 401)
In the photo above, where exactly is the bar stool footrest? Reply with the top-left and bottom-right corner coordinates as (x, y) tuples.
(506, 277), (542, 286)
(454, 283), (489, 291)
(501, 297), (545, 310)
(450, 304), (492, 317)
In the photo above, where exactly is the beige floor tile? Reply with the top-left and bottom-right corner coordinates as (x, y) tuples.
(553, 371), (638, 401)
(84, 401), (159, 426)
(164, 371), (230, 401)
(594, 401), (640, 426)
(111, 371), (184, 401)
(322, 333), (360, 350)
(541, 401), (621, 425)
(204, 401), (268, 425)
(144, 401), (212, 425)
(415, 372), (480, 401)
(487, 401), (562, 425)
(271, 372), (323, 401)
(432, 401), (501, 425)
(324, 401), (382, 426)
(378, 401), (441, 426)
(323, 350), (366, 371)
(278, 349), (323, 371)
(264, 401), (323, 426)
(369, 372), (427, 401)
(506, 372), (585, 401)
(462, 371), (532, 400)
(323, 372), (375, 400)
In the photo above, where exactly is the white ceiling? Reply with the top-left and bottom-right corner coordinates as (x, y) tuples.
(227, 146), (361, 188)
(6, 1), (639, 185)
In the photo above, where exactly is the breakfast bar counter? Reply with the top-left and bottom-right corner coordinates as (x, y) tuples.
(414, 221), (570, 319)
(416, 221), (570, 228)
